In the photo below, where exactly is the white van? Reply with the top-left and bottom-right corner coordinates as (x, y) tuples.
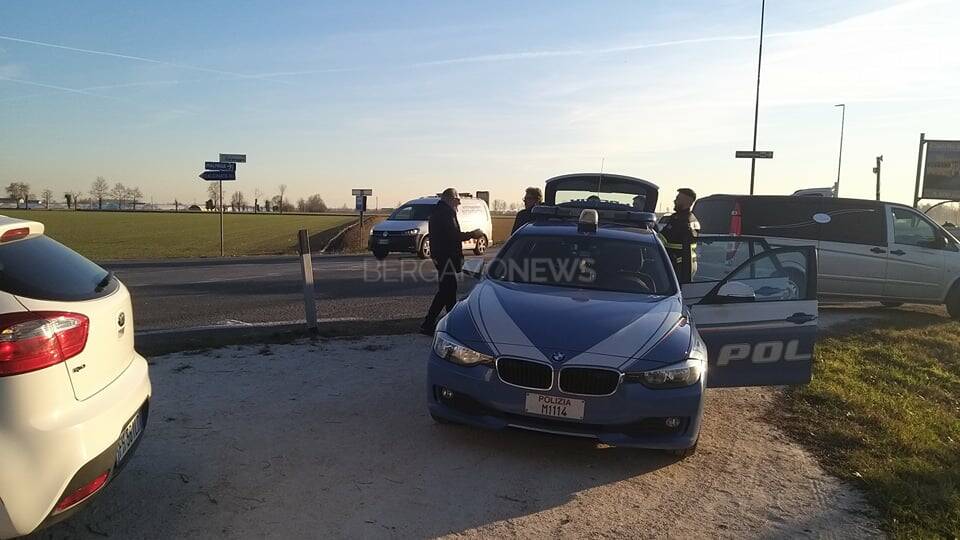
(694, 195), (960, 316)
(368, 195), (493, 260)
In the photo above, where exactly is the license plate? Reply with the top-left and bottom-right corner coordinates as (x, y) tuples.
(524, 393), (585, 420)
(115, 411), (144, 464)
(377, 239), (390, 245)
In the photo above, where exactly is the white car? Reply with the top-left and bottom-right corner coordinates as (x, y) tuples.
(0, 216), (151, 537)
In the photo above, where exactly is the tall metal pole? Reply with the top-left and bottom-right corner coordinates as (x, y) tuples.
(874, 155), (883, 201)
(835, 103), (845, 196)
(913, 132), (926, 208)
(219, 179), (224, 257)
(748, 0), (766, 195)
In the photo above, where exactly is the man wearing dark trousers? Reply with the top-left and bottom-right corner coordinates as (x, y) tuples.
(421, 188), (483, 335)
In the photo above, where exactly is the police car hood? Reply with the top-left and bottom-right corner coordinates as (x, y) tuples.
(443, 279), (685, 369)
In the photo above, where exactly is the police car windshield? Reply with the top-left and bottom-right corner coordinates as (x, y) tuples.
(389, 204), (434, 220)
(489, 234), (675, 295)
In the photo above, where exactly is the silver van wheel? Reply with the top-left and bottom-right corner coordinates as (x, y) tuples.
(473, 235), (487, 255)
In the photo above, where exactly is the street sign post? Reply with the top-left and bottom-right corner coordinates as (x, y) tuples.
(352, 189), (373, 250)
(200, 153), (246, 256)
(204, 162), (236, 172)
(735, 150), (774, 159)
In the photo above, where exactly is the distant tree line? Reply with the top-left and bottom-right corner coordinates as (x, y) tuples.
(5, 177), (337, 215)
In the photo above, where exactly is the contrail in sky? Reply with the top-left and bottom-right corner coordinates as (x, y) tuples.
(0, 34), (290, 83)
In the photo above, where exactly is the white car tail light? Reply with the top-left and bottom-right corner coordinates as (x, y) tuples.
(0, 312), (90, 377)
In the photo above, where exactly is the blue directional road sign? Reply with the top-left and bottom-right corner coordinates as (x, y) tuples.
(205, 162), (236, 171)
(199, 171), (236, 181)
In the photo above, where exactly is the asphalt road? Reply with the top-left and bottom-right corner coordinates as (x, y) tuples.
(108, 251), (496, 331)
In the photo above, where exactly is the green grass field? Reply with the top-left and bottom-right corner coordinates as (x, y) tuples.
(781, 313), (960, 538)
(2, 210), (353, 260)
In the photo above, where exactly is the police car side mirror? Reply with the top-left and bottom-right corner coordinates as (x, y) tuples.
(712, 281), (756, 303)
(462, 258), (485, 278)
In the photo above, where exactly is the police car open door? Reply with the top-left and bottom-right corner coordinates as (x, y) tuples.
(680, 236), (817, 387)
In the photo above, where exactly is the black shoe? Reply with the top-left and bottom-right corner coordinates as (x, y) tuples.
(419, 323), (435, 336)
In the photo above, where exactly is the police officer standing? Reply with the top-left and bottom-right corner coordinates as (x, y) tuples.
(421, 188), (484, 335)
(660, 188), (700, 283)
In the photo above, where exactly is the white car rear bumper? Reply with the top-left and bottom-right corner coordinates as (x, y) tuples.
(0, 353), (151, 538)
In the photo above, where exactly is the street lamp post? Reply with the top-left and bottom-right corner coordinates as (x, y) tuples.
(748, 0), (766, 195)
(834, 103), (846, 196)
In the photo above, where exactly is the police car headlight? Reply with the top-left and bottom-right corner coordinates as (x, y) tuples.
(433, 332), (494, 366)
(636, 359), (704, 389)
(403, 228), (420, 235)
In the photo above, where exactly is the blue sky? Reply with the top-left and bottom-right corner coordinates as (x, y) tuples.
(1, 0), (958, 210)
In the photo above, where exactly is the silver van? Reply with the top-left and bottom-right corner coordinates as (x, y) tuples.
(368, 195), (492, 260)
(694, 195), (960, 316)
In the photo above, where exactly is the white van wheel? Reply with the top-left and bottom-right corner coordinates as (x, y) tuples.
(473, 235), (488, 255)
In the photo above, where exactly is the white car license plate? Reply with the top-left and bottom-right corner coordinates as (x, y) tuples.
(525, 393), (585, 420)
(377, 239), (389, 245)
(115, 411), (144, 464)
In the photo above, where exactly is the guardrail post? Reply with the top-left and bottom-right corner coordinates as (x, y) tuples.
(298, 229), (318, 332)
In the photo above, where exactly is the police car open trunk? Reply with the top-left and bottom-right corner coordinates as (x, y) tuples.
(544, 173), (659, 212)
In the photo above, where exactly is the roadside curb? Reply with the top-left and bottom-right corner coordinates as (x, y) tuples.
(100, 252), (374, 269)
(135, 318), (423, 356)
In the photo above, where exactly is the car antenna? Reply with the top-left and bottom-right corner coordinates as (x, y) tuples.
(597, 157), (605, 198)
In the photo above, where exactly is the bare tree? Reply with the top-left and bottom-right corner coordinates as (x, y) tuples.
(41, 189), (53, 208)
(111, 182), (127, 210)
(253, 188), (263, 213)
(303, 194), (328, 213)
(277, 184), (288, 214)
(231, 191), (246, 212)
(64, 192), (73, 209)
(207, 183), (221, 210)
(90, 177), (109, 210)
(128, 187), (143, 210)
(5, 182), (31, 208)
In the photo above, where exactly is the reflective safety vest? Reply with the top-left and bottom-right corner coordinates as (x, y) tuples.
(658, 210), (699, 283)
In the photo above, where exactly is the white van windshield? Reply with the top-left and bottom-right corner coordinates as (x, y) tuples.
(390, 204), (434, 221)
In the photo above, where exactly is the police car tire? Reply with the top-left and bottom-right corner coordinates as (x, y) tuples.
(373, 249), (388, 260)
(430, 411), (454, 425)
(667, 442), (698, 458)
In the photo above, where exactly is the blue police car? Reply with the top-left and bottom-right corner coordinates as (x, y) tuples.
(426, 174), (818, 456)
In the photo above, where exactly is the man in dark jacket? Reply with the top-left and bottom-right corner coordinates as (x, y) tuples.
(511, 187), (543, 234)
(421, 188), (483, 334)
(659, 188), (700, 283)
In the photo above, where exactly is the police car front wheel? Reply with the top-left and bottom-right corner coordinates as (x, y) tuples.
(667, 442), (698, 458)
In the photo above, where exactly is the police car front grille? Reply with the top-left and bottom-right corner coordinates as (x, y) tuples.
(497, 358), (552, 390)
(559, 367), (621, 396)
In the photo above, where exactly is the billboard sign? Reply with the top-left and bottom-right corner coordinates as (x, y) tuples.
(922, 140), (960, 200)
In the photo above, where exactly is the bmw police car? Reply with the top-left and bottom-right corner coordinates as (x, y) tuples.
(426, 174), (817, 455)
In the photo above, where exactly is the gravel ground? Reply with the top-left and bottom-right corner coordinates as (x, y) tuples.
(34, 335), (882, 539)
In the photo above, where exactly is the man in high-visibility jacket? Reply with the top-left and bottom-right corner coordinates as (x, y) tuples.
(659, 188), (700, 283)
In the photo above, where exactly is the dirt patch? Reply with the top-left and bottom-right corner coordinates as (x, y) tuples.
(322, 216), (385, 254)
(39, 335), (881, 539)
